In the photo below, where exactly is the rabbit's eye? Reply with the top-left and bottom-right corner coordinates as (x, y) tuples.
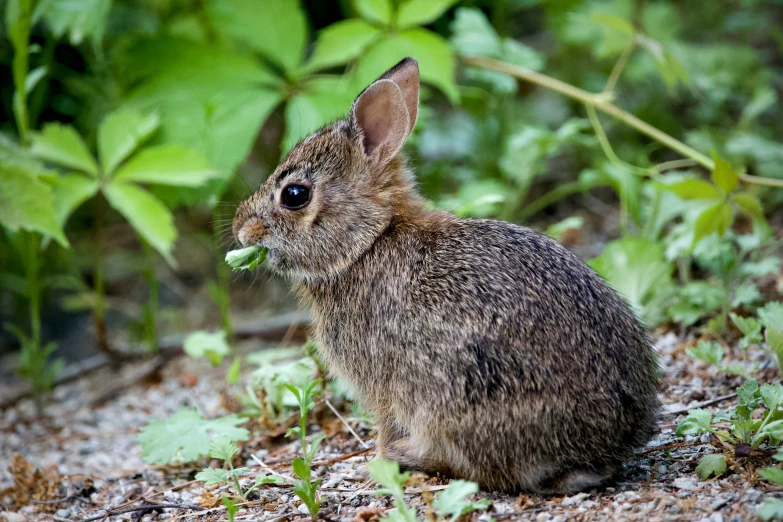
(281, 184), (311, 210)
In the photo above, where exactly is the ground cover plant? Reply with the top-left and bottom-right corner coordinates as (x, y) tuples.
(2, 0), (783, 520)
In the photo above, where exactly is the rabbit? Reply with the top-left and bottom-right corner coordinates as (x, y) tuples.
(233, 57), (659, 494)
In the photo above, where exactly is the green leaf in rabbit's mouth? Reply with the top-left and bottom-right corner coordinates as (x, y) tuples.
(225, 246), (267, 271)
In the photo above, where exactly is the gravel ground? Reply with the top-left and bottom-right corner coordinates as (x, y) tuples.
(1, 330), (781, 522)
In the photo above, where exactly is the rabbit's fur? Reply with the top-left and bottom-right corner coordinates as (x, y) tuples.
(233, 58), (659, 494)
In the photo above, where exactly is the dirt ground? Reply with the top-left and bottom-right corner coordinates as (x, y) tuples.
(1, 327), (781, 522)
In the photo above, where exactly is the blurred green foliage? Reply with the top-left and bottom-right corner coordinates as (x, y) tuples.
(1, 0), (783, 395)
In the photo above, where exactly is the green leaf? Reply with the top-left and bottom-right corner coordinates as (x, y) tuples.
(711, 153), (739, 193)
(356, 30), (458, 104)
(35, 0), (111, 47)
(736, 379), (760, 413)
(137, 408), (249, 464)
(209, 435), (239, 462)
(0, 164), (68, 246)
(225, 246), (268, 271)
(397, 0), (456, 28)
(222, 496), (239, 522)
(739, 257), (780, 279)
(255, 474), (286, 486)
(730, 313), (762, 348)
(25, 66), (47, 93)
(112, 145), (217, 187)
(675, 408), (713, 436)
(758, 498), (783, 522)
(50, 173), (99, 226)
(656, 179), (720, 200)
(758, 420), (783, 443)
(30, 123), (98, 176)
(283, 79), (357, 153)
(195, 467), (229, 486)
(450, 8), (502, 57)
(761, 383), (783, 411)
(398, 29), (458, 103)
(206, 0), (307, 72)
(589, 13), (635, 34)
(450, 8), (543, 94)
(635, 35), (689, 88)
(305, 19), (382, 72)
(694, 454), (726, 479)
(731, 283), (761, 308)
(227, 357), (241, 384)
(760, 467), (783, 487)
(759, 302), (783, 330)
(685, 341), (724, 365)
(184, 330), (231, 365)
(767, 328), (783, 367)
(733, 193), (764, 221)
(693, 201), (733, 245)
(292, 457), (311, 481)
(433, 480), (490, 521)
(354, 0), (392, 25)
(308, 434), (326, 463)
(588, 237), (673, 325)
(368, 459), (409, 500)
(124, 36), (279, 91)
(98, 110), (160, 175)
(102, 182), (176, 264)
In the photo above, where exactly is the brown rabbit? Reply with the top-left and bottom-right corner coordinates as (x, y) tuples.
(233, 58), (659, 494)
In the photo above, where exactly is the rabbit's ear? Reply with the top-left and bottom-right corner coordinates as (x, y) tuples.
(350, 79), (410, 165)
(379, 57), (419, 134)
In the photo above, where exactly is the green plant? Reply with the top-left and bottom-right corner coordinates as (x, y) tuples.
(686, 340), (751, 378)
(184, 330), (231, 366)
(195, 436), (285, 500)
(222, 496), (239, 522)
(368, 460), (489, 522)
(284, 379), (325, 520)
(28, 110), (218, 353)
(137, 408), (249, 464)
(588, 237), (675, 325)
(676, 379), (783, 478)
(225, 246), (267, 272)
(310, 0), (458, 100)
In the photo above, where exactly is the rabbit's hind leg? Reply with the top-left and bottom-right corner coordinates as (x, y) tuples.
(383, 437), (453, 476)
(533, 464), (616, 495)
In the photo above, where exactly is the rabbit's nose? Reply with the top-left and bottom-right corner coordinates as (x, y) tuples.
(236, 216), (267, 247)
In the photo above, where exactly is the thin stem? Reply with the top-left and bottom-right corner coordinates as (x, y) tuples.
(603, 41), (636, 95)
(26, 233), (41, 345)
(141, 240), (159, 353)
(92, 193), (111, 355)
(656, 159), (698, 172)
(518, 180), (591, 221)
(464, 56), (783, 189)
(225, 458), (245, 499)
(585, 104), (657, 178)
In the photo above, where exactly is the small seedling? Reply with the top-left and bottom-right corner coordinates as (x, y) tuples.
(222, 496), (239, 522)
(225, 246), (267, 272)
(676, 379), (783, 478)
(368, 460), (490, 522)
(369, 460), (418, 522)
(285, 380), (324, 520)
(195, 436), (285, 499)
(183, 329), (231, 366)
(686, 340), (751, 378)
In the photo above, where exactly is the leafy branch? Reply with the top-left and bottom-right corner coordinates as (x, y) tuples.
(463, 55), (783, 189)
